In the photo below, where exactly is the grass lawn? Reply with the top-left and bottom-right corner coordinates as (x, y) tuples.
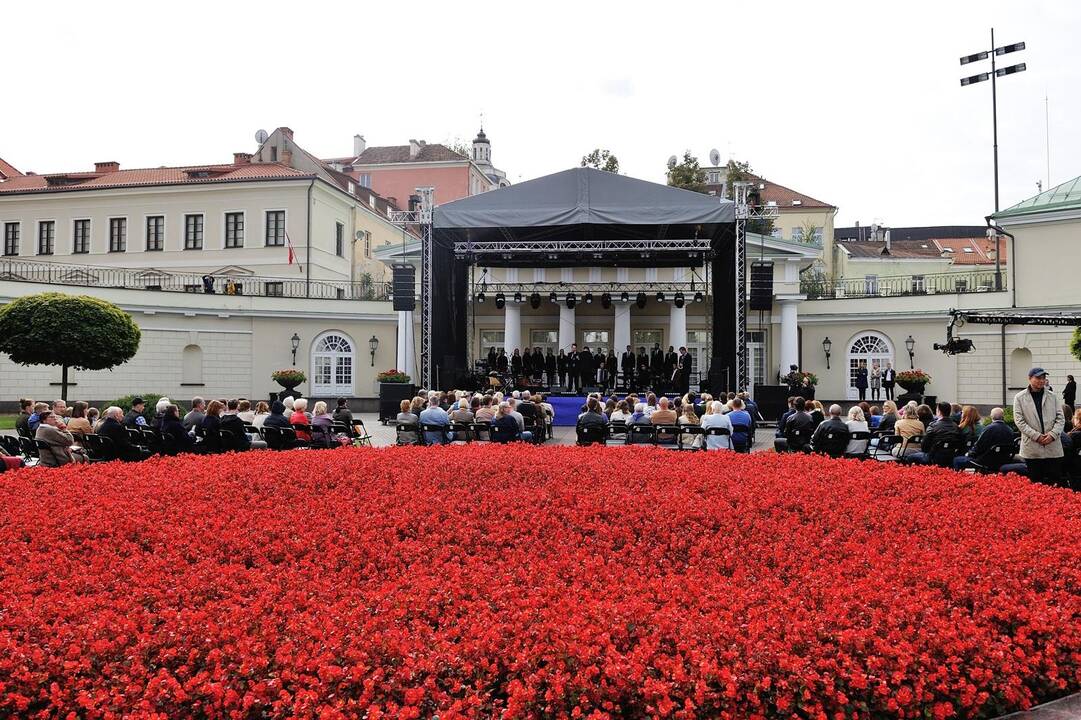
(0, 414), (18, 430)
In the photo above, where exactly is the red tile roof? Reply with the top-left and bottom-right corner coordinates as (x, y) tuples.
(0, 157), (22, 180)
(0, 162), (312, 194)
(706, 172), (835, 210)
(327, 143), (469, 166)
(837, 239), (947, 259)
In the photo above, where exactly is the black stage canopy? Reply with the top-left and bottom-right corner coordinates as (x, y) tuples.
(425, 167), (740, 392)
(434, 167), (735, 268)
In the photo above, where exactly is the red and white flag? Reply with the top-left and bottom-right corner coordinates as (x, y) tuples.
(285, 231), (303, 273)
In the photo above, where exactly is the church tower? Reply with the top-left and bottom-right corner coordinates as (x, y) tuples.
(472, 126), (491, 166)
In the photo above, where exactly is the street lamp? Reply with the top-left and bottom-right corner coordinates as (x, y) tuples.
(369, 335), (379, 367)
(290, 333), (300, 365)
(822, 337), (832, 370)
(905, 335), (916, 369)
(961, 29), (1025, 292)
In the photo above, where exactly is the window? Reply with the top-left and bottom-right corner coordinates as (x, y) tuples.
(225, 212), (244, 248)
(955, 279), (969, 292)
(311, 332), (355, 396)
(770, 227), (783, 238)
(184, 214), (204, 250)
(480, 330), (505, 356)
(364, 231), (371, 258)
(358, 173), (371, 188)
(911, 275), (925, 294)
(3, 222), (18, 256)
(747, 330), (767, 390)
(863, 275), (878, 295)
(265, 281), (284, 297)
(632, 329), (663, 352)
(687, 329), (712, 383)
(265, 210), (285, 246)
(146, 216), (164, 251)
(335, 222), (344, 257)
(38, 221), (55, 255)
(270, 146), (278, 161)
(791, 226), (803, 242)
(109, 218), (126, 252)
(581, 330), (611, 356)
(73, 219), (91, 254)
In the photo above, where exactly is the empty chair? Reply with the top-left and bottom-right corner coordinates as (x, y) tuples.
(470, 421), (492, 443)
(607, 420), (628, 443)
(81, 434), (117, 462)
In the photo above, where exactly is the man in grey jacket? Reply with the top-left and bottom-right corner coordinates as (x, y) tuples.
(1013, 367), (1065, 487)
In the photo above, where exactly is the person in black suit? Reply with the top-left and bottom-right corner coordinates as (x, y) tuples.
(496, 348), (509, 374)
(578, 346), (594, 391)
(531, 347), (545, 384)
(545, 349), (557, 388)
(650, 344), (664, 391)
(98, 407), (151, 461)
(882, 362), (897, 400)
(911, 402), (964, 466)
(953, 407), (1014, 471)
(604, 351), (618, 392)
(567, 344), (580, 393)
(811, 404), (849, 457)
(854, 360), (869, 401)
(511, 348), (523, 378)
(557, 349), (568, 390)
(521, 348), (532, 379)
(1064, 374), (1077, 412)
(621, 345), (636, 390)
(663, 346), (678, 392)
(159, 403), (195, 454)
(635, 347), (650, 392)
(675, 346), (691, 395)
(486, 346), (497, 371)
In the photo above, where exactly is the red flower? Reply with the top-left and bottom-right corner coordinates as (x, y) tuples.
(0, 447), (1078, 718)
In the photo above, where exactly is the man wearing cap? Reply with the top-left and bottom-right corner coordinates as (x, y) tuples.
(123, 398), (149, 428)
(1013, 367), (1066, 487)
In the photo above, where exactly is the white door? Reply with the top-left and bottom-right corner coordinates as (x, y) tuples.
(846, 332), (893, 400)
(312, 332), (355, 396)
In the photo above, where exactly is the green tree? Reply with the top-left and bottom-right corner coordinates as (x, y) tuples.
(581, 148), (620, 173)
(1071, 328), (1081, 364)
(0, 293), (141, 400)
(666, 151), (707, 193)
(447, 139), (472, 159)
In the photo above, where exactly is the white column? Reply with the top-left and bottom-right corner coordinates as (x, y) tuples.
(614, 301), (631, 354)
(669, 304), (687, 350)
(779, 299), (799, 374)
(505, 302), (522, 352)
(396, 310), (415, 378)
(558, 303), (576, 352)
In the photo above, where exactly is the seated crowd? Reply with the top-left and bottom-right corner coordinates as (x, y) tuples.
(393, 388), (761, 450)
(775, 392), (1081, 490)
(3, 394), (367, 468)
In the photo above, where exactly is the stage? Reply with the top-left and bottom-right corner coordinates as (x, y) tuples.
(544, 393), (680, 426)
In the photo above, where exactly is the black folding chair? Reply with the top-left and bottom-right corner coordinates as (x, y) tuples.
(127, 427), (149, 448)
(450, 421), (474, 444)
(702, 425), (731, 450)
(575, 423), (607, 446)
(470, 421), (492, 443)
(968, 444), (1017, 475)
(677, 424), (704, 450)
(844, 430), (872, 459)
(262, 426), (298, 451)
(730, 423), (752, 453)
(395, 422), (422, 446)
(783, 427), (810, 453)
(82, 434), (117, 462)
(626, 424), (656, 445)
(930, 439), (959, 468)
(0, 435), (23, 458)
(420, 423), (450, 446)
(872, 434), (902, 461)
(19, 436), (39, 461)
(489, 423), (520, 444)
(607, 420), (628, 444)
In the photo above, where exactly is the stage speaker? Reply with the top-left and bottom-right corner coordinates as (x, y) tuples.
(392, 264), (416, 311)
(749, 261), (774, 311)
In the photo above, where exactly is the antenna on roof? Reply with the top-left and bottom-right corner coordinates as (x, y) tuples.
(255, 129), (269, 144)
(709, 148), (721, 167)
(667, 155), (678, 170)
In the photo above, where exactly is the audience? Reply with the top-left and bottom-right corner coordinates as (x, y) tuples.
(491, 402), (522, 443)
(290, 399), (312, 442)
(893, 405), (926, 457)
(151, 398), (171, 429)
(98, 406), (150, 462)
(124, 398), (148, 428)
(396, 399), (420, 444)
(35, 411), (85, 467)
(28, 402), (48, 433)
(251, 401), (271, 429)
(236, 400), (255, 424)
(811, 405), (850, 458)
(909, 402), (964, 466)
(183, 397), (206, 432)
(878, 401), (899, 434)
(220, 399), (254, 451)
(727, 398), (753, 450)
(66, 401), (93, 439)
(310, 401), (336, 448)
(954, 407), (1012, 472)
(678, 403), (702, 449)
(15, 398), (33, 437)
(578, 398), (608, 428)
(419, 396), (453, 445)
(649, 397), (677, 425)
(958, 405), (983, 443)
(700, 400), (733, 450)
(332, 398), (354, 428)
(160, 404), (195, 454)
(845, 406), (870, 456)
(262, 401), (291, 430)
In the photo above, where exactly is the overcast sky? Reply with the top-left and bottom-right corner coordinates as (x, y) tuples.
(4, 0), (1079, 226)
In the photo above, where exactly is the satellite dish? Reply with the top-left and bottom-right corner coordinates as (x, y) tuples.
(255, 129), (269, 144)
(667, 155), (678, 170)
(709, 148), (721, 166)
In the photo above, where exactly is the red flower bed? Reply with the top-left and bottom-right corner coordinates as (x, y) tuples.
(1, 447), (1079, 719)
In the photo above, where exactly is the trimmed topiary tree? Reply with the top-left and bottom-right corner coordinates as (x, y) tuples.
(0, 292), (141, 400)
(1071, 327), (1081, 365)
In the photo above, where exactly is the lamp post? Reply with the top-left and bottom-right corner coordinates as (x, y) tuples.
(369, 335), (379, 367)
(961, 29), (1026, 292)
(290, 333), (300, 365)
(822, 337), (832, 370)
(905, 335), (916, 369)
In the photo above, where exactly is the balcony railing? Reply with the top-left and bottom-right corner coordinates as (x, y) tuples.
(0, 258), (392, 301)
(802, 270), (1006, 300)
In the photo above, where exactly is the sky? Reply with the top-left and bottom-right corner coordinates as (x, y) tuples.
(3, 0), (1079, 227)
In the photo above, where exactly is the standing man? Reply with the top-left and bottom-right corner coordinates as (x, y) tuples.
(1064, 374), (1077, 411)
(621, 344), (636, 391)
(531, 347), (545, 385)
(1014, 367), (1066, 487)
(650, 343), (664, 392)
(567, 343), (580, 393)
(545, 348), (557, 389)
(676, 346), (692, 396)
(496, 348), (509, 374)
(578, 345), (594, 392)
(882, 362), (897, 401)
(663, 345), (678, 393)
(635, 346), (650, 392)
(604, 350), (618, 393)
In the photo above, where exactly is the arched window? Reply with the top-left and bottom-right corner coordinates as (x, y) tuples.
(845, 331), (894, 400)
(182, 344), (203, 384)
(1010, 348), (1032, 389)
(312, 331), (355, 396)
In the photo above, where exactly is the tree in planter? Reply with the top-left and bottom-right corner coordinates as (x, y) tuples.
(581, 148), (620, 173)
(0, 293), (141, 400)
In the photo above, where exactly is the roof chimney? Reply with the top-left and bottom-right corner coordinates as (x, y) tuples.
(94, 161), (119, 173)
(354, 134), (366, 156)
(233, 152), (252, 165)
(409, 139), (421, 159)
(883, 228), (891, 253)
(278, 127), (294, 139)
(281, 149), (293, 166)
